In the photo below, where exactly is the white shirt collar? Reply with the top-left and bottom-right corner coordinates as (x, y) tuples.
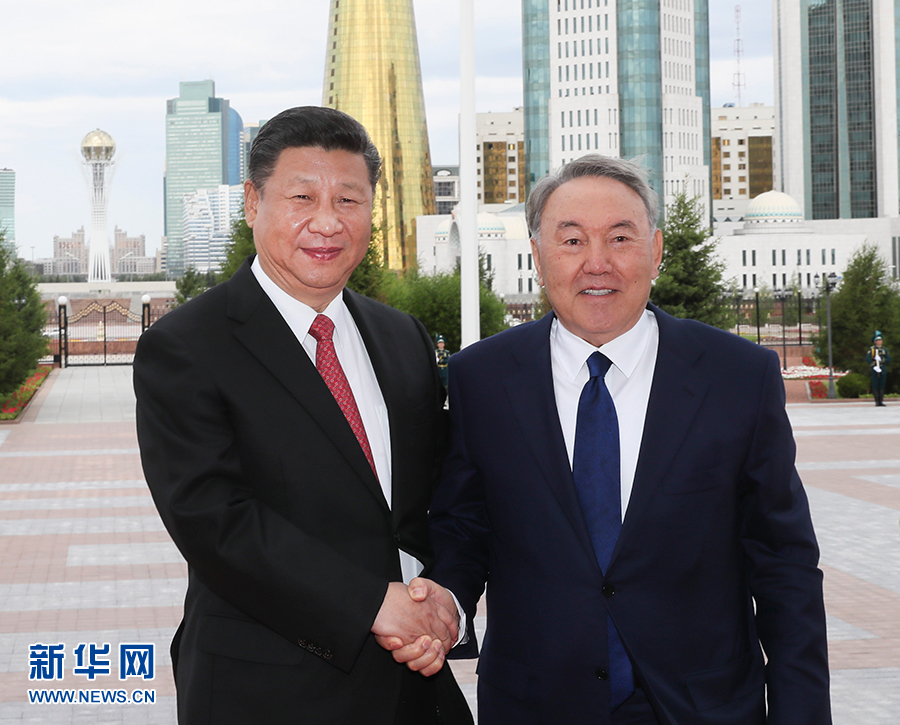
(551, 309), (654, 383)
(251, 256), (350, 345)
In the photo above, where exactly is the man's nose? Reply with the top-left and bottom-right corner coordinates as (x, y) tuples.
(582, 241), (612, 274)
(306, 202), (343, 236)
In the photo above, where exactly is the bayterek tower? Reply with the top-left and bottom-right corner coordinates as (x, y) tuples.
(81, 129), (116, 283)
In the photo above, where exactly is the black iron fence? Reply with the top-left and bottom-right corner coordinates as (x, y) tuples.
(41, 297), (160, 367)
(721, 292), (824, 350)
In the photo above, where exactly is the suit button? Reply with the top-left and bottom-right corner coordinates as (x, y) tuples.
(393, 533), (401, 543)
(323, 650), (333, 660)
(314, 647), (323, 655)
(298, 638), (307, 647)
(602, 584), (616, 598)
(595, 669), (609, 680)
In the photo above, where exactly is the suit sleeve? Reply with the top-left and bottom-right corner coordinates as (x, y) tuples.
(134, 322), (388, 674)
(739, 351), (831, 723)
(428, 357), (489, 659)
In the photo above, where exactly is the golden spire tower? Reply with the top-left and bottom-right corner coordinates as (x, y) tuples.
(323, 0), (435, 270)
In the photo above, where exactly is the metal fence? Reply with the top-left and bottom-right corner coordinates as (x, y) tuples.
(41, 298), (158, 367)
(721, 292), (823, 350)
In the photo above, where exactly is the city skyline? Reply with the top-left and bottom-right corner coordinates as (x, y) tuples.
(2, 0), (773, 260)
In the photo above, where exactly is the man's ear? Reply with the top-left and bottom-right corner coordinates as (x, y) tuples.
(244, 180), (259, 227)
(651, 228), (663, 280)
(530, 237), (544, 287)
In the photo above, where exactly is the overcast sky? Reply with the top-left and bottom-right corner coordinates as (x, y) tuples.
(1, 0), (773, 259)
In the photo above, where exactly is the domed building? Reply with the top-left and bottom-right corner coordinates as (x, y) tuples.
(417, 204), (537, 321)
(736, 191), (807, 233)
(715, 190), (900, 292)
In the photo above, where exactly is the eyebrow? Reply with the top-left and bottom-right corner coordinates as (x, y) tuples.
(555, 218), (639, 232)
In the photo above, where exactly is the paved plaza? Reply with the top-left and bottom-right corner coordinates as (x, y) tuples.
(0, 366), (898, 723)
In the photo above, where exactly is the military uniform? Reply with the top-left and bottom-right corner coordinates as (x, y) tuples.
(866, 334), (891, 407)
(435, 336), (450, 390)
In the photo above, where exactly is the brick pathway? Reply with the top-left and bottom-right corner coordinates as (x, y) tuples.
(1, 368), (897, 723)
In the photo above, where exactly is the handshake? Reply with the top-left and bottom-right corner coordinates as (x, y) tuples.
(371, 578), (460, 677)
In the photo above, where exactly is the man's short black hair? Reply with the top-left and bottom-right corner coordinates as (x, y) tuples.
(248, 106), (382, 193)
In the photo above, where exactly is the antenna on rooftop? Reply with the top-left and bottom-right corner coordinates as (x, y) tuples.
(733, 5), (746, 106)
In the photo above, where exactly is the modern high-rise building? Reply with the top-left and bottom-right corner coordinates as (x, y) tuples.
(477, 108), (527, 205)
(522, 0), (712, 212)
(165, 80), (240, 275)
(774, 0), (899, 219)
(323, 0), (435, 270)
(182, 184), (244, 274)
(711, 103), (774, 222)
(0, 169), (14, 252)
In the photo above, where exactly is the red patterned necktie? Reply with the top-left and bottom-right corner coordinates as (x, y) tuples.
(309, 314), (378, 479)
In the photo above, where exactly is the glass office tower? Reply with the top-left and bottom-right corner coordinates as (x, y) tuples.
(523, 0), (552, 195)
(523, 0), (711, 214)
(165, 80), (235, 275)
(323, 0), (435, 270)
(775, 0), (899, 219)
(0, 169), (14, 252)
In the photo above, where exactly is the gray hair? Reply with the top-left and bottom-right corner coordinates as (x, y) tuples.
(526, 154), (660, 241)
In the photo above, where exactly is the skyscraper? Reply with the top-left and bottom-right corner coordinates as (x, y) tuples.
(476, 108), (527, 206)
(711, 104), (775, 222)
(0, 168), (14, 252)
(182, 184), (244, 274)
(522, 0), (712, 210)
(774, 0), (899, 219)
(323, 0), (435, 270)
(165, 80), (239, 275)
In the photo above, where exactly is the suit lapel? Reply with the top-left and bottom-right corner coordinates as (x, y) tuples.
(614, 306), (708, 558)
(505, 314), (600, 565)
(227, 260), (388, 510)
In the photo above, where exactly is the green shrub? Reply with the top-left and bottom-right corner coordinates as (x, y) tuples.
(836, 372), (869, 399)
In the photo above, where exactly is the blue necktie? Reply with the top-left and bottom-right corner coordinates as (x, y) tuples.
(573, 351), (634, 710)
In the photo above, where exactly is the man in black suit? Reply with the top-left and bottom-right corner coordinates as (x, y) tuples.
(134, 106), (470, 724)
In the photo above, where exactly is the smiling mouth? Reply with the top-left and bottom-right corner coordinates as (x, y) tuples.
(581, 289), (614, 296)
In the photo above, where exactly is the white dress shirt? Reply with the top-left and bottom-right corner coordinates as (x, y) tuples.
(550, 309), (659, 519)
(251, 257), (423, 584)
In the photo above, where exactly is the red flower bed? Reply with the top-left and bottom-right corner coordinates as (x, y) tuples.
(0, 366), (52, 420)
(802, 356), (816, 367)
(808, 380), (828, 399)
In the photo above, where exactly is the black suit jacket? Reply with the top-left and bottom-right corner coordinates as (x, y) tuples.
(134, 258), (469, 723)
(430, 306), (831, 724)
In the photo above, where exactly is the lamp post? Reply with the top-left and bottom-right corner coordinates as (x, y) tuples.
(775, 288), (787, 371)
(754, 287), (761, 344)
(814, 272), (838, 399)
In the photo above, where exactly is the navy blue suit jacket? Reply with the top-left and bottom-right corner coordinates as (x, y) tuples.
(429, 306), (831, 724)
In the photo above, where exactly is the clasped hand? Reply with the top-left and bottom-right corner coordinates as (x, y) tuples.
(371, 577), (459, 676)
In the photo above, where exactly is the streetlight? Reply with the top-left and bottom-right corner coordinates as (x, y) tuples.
(814, 272), (838, 399)
(775, 288), (787, 371)
(118, 251), (135, 281)
(754, 287), (761, 344)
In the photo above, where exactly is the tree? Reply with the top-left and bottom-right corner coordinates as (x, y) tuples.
(815, 244), (900, 388)
(218, 210), (255, 283)
(346, 226), (390, 302)
(174, 268), (216, 307)
(651, 189), (732, 329)
(385, 264), (507, 353)
(0, 239), (48, 397)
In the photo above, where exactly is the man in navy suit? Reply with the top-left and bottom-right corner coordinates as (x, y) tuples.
(424, 155), (831, 723)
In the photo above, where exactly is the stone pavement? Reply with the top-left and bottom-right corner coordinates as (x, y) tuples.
(0, 367), (897, 723)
